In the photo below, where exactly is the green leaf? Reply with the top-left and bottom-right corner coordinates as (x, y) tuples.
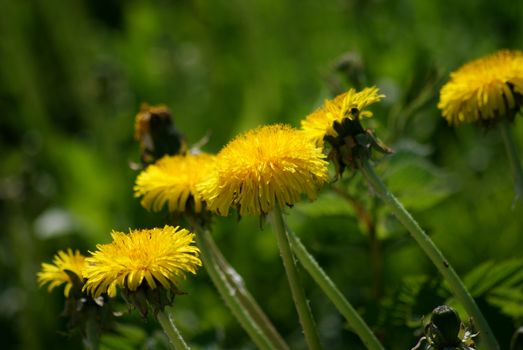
(381, 151), (457, 211)
(464, 259), (523, 297)
(487, 288), (523, 319)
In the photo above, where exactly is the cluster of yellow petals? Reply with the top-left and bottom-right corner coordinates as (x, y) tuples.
(197, 124), (328, 216)
(301, 87), (384, 145)
(438, 49), (523, 126)
(134, 153), (216, 213)
(37, 249), (86, 297)
(83, 226), (201, 298)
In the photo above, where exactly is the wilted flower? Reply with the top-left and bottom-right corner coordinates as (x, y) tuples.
(134, 103), (187, 164)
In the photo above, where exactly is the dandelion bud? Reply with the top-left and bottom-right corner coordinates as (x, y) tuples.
(429, 305), (461, 347)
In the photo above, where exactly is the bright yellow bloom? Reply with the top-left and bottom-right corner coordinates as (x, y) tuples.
(198, 124), (328, 216)
(83, 226), (201, 298)
(37, 249), (86, 297)
(438, 49), (523, 126)
(134, 153), (216, 213)
(301, 87), (384, 145)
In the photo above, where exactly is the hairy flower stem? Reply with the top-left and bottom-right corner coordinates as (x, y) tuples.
(193, 226), (274, 350)
(499, 117), (523, 205)
(202, 230), (290, 350)
(157, 309), (190, 350)
(360, 159), (499, 350)
(271, 204), (323, 350)
(286, 227), (384, 350)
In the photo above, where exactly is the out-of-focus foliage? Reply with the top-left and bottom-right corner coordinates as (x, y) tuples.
(1, 0), (522, 349)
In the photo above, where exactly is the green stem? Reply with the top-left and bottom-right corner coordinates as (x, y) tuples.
(360, 159), (499, 350)
(82, 315), (100, 350)
(499, 118), (523, 205)
(202, 230), (290, 350)
(286, 227), (384, 350)
(270, 204), (323, 350)
(194, 227), (274, 350)
(157, 309), (190, 350)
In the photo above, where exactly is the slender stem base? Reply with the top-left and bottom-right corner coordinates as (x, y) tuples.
(499, 118), (523, 206)
(82, 315), (100, 350)
(202, 230), (289, 350)
(286, 227), (384, 350)
(157, 309), (190, 350)
(194, 226), (274, 350)
(360, 159), (499, 350)
(270, 204), (323, 350)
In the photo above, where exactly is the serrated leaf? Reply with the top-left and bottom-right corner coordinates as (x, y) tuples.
(464, 259), (523, 297)
(382, 156), (457, 211)
(386, 276), (449, 328)
(486, 288), (523, 318)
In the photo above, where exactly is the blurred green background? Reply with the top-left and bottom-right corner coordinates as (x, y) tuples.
(1, 0), (523, 349)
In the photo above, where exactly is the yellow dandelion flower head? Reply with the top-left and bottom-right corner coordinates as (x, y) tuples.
(37, 249), (86, 297)
(438, 49), (523, 126)
(301, 87), (384, 145)
(83, 225), (201, 298)
(134, 153), (216, 213)
(197, 124), (328, 216)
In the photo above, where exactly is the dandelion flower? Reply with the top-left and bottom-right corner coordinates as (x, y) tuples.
(301, 87), (384, 145)
(37, 249), (86, 297)
(134, 153), (216, 213)
(438, 49), (523, 126)
(83, 226), (201, 298)
(198, 124), (328, 216)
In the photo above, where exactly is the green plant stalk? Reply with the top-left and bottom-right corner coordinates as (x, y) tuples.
(82, 315), (100, 350)
(194, 228), (274, 350)
(270, 204), (323, 350)
(360, 159), (499, 350)
(286, 227), (384, 350)
(157, 308), (190, 350)
(202, 230), (290, 350)
(499, 118), (523, 204)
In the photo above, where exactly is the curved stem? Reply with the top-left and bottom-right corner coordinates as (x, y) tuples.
(157, 309), (190, 350)
(202, 230), (289, 350)
(499, 118), (523, 206)
(360, 159), (499, 350)
(270, 204), (323, 350)
(286, 227), (384, 350)
(194, 227), (274, 350)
